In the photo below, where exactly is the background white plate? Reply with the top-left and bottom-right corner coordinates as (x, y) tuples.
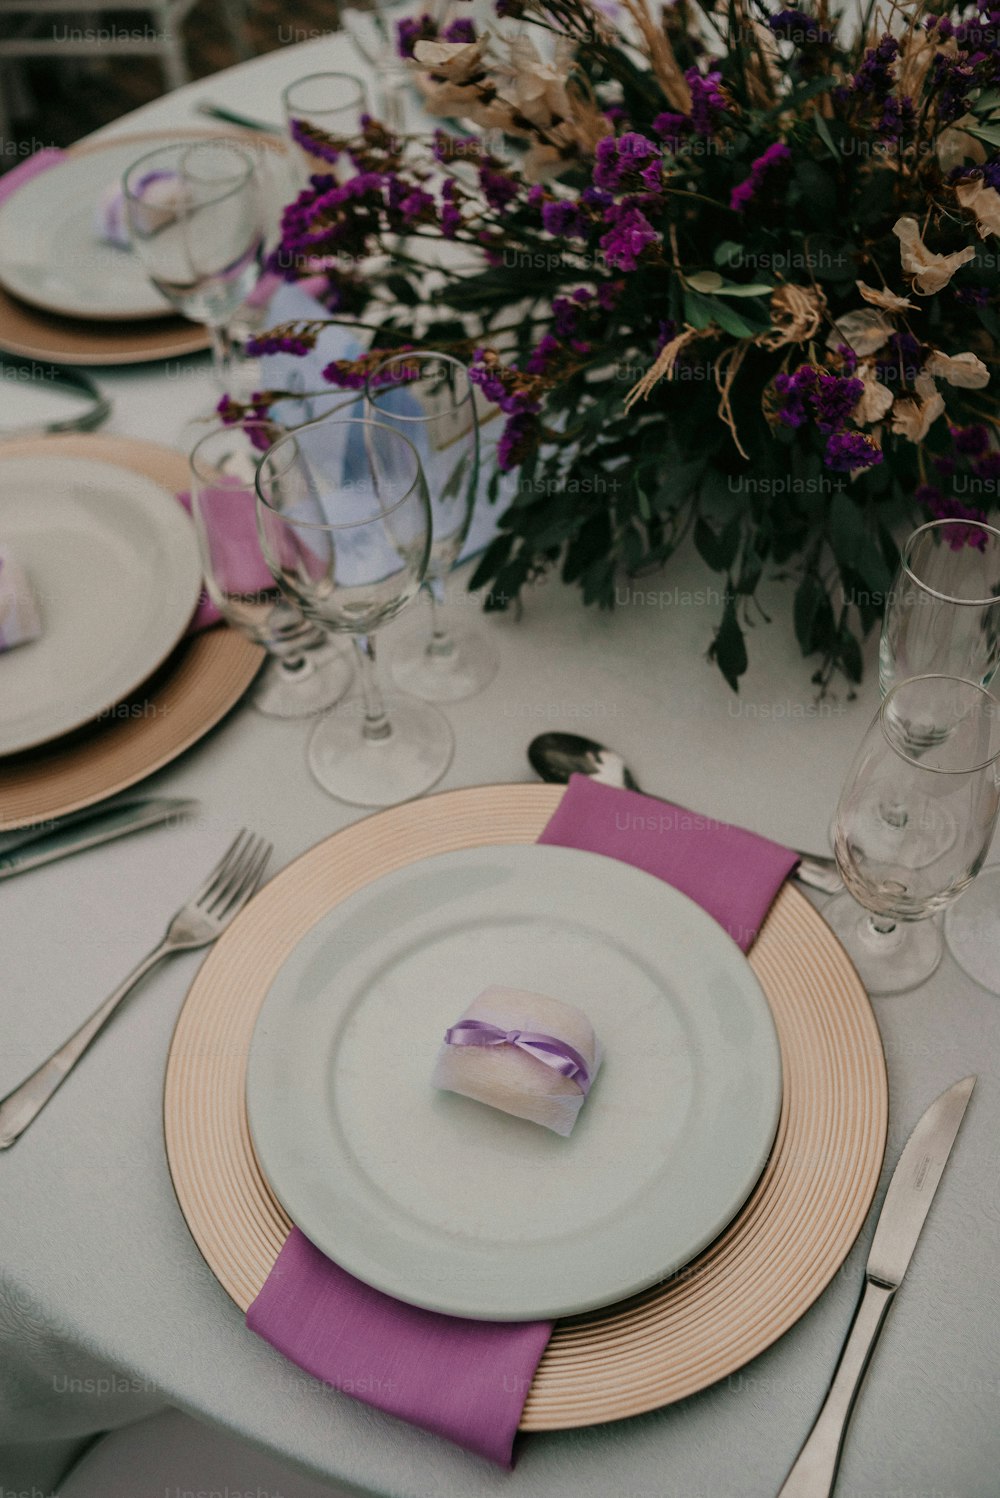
(246, 843), (783, 1321)
(0, 142), (178, 321)
(0, 454), (202, 755)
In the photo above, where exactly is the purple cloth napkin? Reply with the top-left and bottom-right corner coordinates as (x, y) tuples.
(0, 148), (63, 207)
(176, 489), (274, 633)
(246, 775), (799, 1465)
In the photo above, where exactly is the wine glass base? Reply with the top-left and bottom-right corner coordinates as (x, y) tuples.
(307, 692), (454, 806)
(822, 893), (943, 995)
(251, 649), (353, 719)
(389, 626), (500, 703)
(944, 866), (1000, 994)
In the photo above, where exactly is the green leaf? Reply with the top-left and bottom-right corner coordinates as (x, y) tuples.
(710, 598), (748, 692)
(714, 240), (744, 268)
(694, 514), (741, 572)
(966, 122), (1000, 149)
(794, 574), (835, 656)
(814, 112), (841, 161)
(384, 274), (421, 307)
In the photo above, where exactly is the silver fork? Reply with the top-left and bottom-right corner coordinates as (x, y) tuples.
(0, 829), (272, 1149)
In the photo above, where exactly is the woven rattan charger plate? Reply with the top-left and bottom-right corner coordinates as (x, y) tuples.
(164, 783), (888, 1431)
(0, 434), (263, 830)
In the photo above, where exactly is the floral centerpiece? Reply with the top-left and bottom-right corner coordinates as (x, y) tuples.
(236, 0), (1000, 689)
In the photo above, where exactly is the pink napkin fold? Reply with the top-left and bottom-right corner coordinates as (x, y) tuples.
(247, 775), (799, 1466)
(0, 148), (64, 207)
(176, 489), (274, 633)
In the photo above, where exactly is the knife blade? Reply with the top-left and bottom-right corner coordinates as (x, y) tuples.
(0, 797), (198, 879)
(777, 1076), (976, 1498)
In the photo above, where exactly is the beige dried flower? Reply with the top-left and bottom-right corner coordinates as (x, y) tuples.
(955, 178), (1000, 240)
(856, 281), (915, 313)
(893, 216), (976, 294)
(826, 308), (893, 357)
(853, 363), (894, 426)
(924, 349), (991, 389)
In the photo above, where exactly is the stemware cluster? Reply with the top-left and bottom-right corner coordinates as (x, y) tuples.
(830, 519), (1000, 996)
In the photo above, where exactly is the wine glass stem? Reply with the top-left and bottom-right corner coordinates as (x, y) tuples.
(353, 635), (393, 742)
(869, 914), (897, 937)
(426, 576), (455, 661)
(207, 323), (235, 391)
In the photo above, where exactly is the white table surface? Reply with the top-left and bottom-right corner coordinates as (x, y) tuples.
(2, 32), (1000, 1498)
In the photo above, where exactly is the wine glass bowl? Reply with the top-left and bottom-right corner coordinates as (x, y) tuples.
(189, 421), (353, 718)
(826, 674), (1000, 994)
(255, 414), (454, 806)
(282, 72), (368, 182)
(365, 351), (499, 702)
(123, 139), (265, 388)
(879, 519), (1000, 695)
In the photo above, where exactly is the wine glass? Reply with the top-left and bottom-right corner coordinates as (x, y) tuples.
(189, 421), (353, 717)
(879, 518), (1000, 991)
(365, 352), (499, 701)
(824, 674), (1000, 995)
(282, 72), (369, 182)
(122, 140), (265, 390)
(255, 413), (454, 806)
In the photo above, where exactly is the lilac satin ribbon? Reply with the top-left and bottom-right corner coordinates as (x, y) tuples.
(443, 1018), (593, 1094)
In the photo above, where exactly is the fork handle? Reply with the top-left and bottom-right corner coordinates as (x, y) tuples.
(0, 940), (172, 1148)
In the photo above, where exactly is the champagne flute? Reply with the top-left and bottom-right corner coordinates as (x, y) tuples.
(189, 421), (353, 717)
(824, 674), (1000, 995)
(282, 72), (369, 182)
(255, 413), (454, 806)
(879, 518), (1000, 991)
(123, 140), (265, 391)
(366, 352), (499, 701)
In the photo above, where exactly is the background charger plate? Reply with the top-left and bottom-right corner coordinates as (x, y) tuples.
(164, 784), (888, 1428)
(0, 434), (262, 831)
(246, 843), (783, 1321)
(0, 284), (208, 365)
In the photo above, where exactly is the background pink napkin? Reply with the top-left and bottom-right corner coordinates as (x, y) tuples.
(176, 490), (274, 633)
(0, 148), (63, 207)
(246, 776), (799, 1466)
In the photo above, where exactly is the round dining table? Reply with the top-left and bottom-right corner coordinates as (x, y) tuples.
(2, 27), (999, 1498)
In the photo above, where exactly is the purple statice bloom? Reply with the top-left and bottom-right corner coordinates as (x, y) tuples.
(983, 158), (1000, 189)
(774, 366), (816, 428)
(599, 201), (660, 271)
(443, 17), (476, 42)
(653, 111), (688, 149)
(849, 35), (900, 100)
(950, 423), (990, 456)
(468, 362), (507, 405)
(321, 361), (367, 389)
(924, 490), (990, 546)
(729, 140), (790, 214)
(541, 198), (588, 239)
(933, 454), (957, 477)
(835, 343), (859, 375)
(244, 331), (312, 357)
(876, 330), (922, 386)
(398, 187), (435, 225)
(440, 179), (462, 239)
(479, 165), (519, 212)
(396, 13), (437, 57)
(593, 132), (661, 193)
(768, 10), (830, 44)
(551, 295), (580, 336)
(877, 94), (915, 140)
(596, 280), (621, 310)
(289, 117), (342, 164)
(581, 185), (613, 212)
(686, 68), (726, 136)
(526, 334), (561, 375)
(824, 431), (883, 471)
(497, 411), (540, 471)
(811, 372), (865, 432)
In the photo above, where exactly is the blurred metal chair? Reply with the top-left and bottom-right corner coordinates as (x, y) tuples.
(0, 0), (252, 141)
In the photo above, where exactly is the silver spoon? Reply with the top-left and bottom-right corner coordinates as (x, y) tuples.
(527, 731), (843, 896)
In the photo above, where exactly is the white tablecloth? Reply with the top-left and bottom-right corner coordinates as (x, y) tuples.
(2, 33), (999, 1498)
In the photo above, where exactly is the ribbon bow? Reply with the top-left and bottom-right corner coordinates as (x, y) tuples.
(443, 1018), (593, 1094)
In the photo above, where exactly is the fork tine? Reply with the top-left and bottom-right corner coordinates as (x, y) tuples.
(203, 833), (268, 916)
(215, 840), (272, 923)
(192, 829), (252, 908)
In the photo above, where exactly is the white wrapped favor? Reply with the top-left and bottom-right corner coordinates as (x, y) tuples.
(0, 548), (42, 654)
(432, 986), (602, 1137)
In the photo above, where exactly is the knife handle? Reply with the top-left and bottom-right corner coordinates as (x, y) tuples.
(776, 1278), (896, 1498)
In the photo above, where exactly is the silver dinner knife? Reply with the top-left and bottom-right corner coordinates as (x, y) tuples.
(0, 797), (198, 879)
(777, 1075), (976, 1497)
